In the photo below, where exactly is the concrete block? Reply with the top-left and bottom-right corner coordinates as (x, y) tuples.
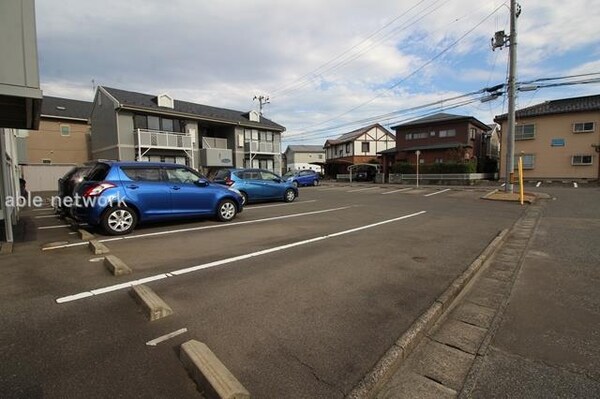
(130, 284), (172, 321)
(104, 255), (132, 276)
(0, 242), (14, 254)
(78, 229), (94, 241)
(88, 239), (109, 255)
(180, 340), (250, 399)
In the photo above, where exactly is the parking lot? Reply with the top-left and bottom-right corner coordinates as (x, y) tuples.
(2, 183), (525, 398)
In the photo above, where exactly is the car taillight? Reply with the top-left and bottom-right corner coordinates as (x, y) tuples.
(83, 182), (116, 197)
(225, 177), (234, 186)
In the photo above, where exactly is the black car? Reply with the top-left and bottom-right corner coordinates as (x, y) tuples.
(56, 164), (92, 216)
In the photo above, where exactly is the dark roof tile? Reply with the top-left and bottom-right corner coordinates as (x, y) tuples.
(495, 94), (600, 121)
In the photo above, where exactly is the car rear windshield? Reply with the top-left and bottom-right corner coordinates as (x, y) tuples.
(213, 169), (231, 180)
(86, 163), (111, 181)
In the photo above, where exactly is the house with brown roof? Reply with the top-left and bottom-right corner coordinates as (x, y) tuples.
(323, 124), (395, 177)
(495, 94), (600, 181)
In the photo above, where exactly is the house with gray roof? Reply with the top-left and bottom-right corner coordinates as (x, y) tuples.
(323, 123), (395, 177)
(90, 86), (285, 173)
(385, 113), (492, 174)
(18, 96), (93, 165)
(283, 145), (325, 173)
(495, 94), (600, 181)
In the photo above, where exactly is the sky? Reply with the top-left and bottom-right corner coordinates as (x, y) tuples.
(35, 0), (600, 147)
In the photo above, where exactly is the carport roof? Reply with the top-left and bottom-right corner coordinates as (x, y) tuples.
(101, 86), (285, 131)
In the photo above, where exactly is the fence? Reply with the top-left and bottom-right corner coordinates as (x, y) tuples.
(21, 164), (76, 193)
(387, 173), (497, 184)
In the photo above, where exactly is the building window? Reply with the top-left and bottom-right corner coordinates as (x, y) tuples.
(515, 124), (535, 140)
(573, 122), (595, 133)
(469, 128), (477, 140)
(571, 155), (593, 165)
(60, 125), (70, 136)
(405, 133), (412, 140)
(318, 154), (323, 159)
(161, 118), (174, 132)
(345, 143), (351, 153)
(434, 158), (444, 163)
(361, 142), (370, 152)
(147, 116), (160, 131)
(439, 129), (456, 137)
(412, 132), (428, 139)
(430, 131), (436, 137)
(515, 154), (535, 169)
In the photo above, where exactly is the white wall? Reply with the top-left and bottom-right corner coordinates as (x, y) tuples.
(22, 164), (75, 192)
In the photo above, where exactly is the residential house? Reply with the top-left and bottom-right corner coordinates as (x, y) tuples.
(323, 124), (395, 177)
(495, 94), (600, 181)
(19, 96), (92, 164)
(1, 0), (42, 245)
(381, 113), (492, 176)
(90, 86), (285, 174)
(283, 145), (325, 173)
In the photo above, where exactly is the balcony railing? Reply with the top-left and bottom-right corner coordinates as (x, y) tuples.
(136, 129), (193, 150)
(244, 141), (278, 154)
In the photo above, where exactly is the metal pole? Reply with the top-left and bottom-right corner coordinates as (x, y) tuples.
(505, 0), (518, 192)
(416, 151), (420, 188)
(0, 130), (14, 243)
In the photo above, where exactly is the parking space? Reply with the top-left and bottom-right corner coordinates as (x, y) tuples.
(3, 184), (524, 398)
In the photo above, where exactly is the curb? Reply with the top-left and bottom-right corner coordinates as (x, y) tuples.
(130, 284), (173, 321)
(346, 229), (509, 399)
(180, 339), (250, 399)
(104, 254), (132, 276)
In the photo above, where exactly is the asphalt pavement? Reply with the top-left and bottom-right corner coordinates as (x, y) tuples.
(374, 185), (600, 398)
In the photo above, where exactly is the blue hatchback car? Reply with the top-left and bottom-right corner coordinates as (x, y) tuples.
(72, 161), (244, 235)
(283, 169), (320, 187)
(212, 168), (298, 205)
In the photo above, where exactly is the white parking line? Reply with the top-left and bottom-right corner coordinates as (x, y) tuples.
(316, 187), (343, 191)
(347, 187), (379, 193)
(42, 206), (353, 251)
(34, 214), (59, 219)
(424, 188), (451, 197)
(536, 181), (542, 187)
(55, 210), (426, 303)
(246, 200), (316, 210)
(146, 328), (188, 346)
(381, 188), (412, 195)
(32, 207), (55, 212)
(38, 225), (70, 230)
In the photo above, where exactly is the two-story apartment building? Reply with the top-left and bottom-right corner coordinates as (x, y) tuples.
(19, 96), (92, 164)
(496, 94), (600, 181)
(323, 124), (395, 176)
(283, 145), (325, 173)
(90, 86), (285, 174)
(390, 113), (491, 165)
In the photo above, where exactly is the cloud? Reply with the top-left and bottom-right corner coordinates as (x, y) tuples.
(35, 0), (600, 147)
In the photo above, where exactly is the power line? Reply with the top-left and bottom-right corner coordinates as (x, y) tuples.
(290, 3), (507, 135)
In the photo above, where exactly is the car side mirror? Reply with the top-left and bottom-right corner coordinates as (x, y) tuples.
(195, 178), (209, 187)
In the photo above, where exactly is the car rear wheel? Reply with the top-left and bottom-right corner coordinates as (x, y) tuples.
(101, 206), (137, 235)
(284, 188), (296, 202)
(216, 199), (237, 222)
(240, 191), (248, 206)
(313, 179), (319, 186)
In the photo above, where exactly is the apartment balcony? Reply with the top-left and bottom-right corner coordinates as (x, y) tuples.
(200, 137), (232, 167)
(244, 141), (278, 154)
(136, 129), (193, 150)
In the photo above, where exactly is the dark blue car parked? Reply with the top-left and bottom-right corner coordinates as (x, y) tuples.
(212, 168), (298, 205)
(72, 161), (244, 235)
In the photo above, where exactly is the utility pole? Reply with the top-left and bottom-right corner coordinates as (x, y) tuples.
(492, 0), (521, 192)
(253, 95), (270, 116)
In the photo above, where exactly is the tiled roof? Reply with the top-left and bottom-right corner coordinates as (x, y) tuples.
(391, 112), (490, 131)
(285, 145), (324, 153)
(101, 86), (285, 131)
(495, 94), (600, 121)
(324, 123), (394, 146)
(41, 96), (93, 121)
